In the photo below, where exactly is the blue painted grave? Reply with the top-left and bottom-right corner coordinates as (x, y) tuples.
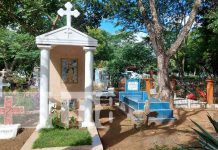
(119, 79), (176, 124)
(119, 79), (149, 110)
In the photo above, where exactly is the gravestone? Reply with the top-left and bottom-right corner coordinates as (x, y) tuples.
(0, 69), (7, 78)
(0, 78), (10, 99)
(32, 67), (40, 88)
(0, 96), (24, 139)
(0, 69), (10, 99)
(94, 68), (109, 90)
(61, 100), (69, 128)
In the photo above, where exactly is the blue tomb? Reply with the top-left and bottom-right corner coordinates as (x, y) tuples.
(119, 79), (176, 123)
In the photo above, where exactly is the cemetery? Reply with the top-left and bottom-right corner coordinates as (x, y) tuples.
(0, 1), (218, 150)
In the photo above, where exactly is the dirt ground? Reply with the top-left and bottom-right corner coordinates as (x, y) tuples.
(0, 128), (34, 150)
(96, 105), (218, 150)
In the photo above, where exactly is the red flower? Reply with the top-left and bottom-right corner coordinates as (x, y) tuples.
(199, 90), (206, 98)
(187, 93), (197, 100)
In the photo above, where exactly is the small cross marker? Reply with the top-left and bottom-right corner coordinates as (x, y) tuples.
(0, 69), (7, 77)
(57, 2), (80, 27)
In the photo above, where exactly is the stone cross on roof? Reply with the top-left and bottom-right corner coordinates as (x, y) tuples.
(58, 2), (80, 27)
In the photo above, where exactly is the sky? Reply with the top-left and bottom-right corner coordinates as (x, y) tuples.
(100, 19), (148, 42)
(99, 19), (122, 34)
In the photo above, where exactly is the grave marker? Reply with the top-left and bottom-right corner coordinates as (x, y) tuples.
(125, 79), (140, 92)
(61, 100), (69, 128)
(0, 96), (24, 124)
(0, 69), (7, 77)
(0, 69), (10, 99)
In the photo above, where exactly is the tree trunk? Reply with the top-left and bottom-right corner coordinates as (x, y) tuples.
(157, 53), (172, 100)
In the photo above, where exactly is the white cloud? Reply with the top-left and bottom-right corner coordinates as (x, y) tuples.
(133, 32), (148, 43)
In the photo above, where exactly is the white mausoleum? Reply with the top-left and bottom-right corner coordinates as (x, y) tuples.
(35, 2), (97, 129)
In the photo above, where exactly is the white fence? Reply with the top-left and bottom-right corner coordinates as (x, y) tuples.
(174, 97), (218, 109)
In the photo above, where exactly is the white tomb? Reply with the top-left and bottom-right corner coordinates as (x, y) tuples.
(35, 2), (97, 130)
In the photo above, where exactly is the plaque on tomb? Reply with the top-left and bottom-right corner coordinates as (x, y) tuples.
(69, 99), (77, 111)
(61, 59), (78, 83)
(125, 79), (140, 92)
(61, 100), (69, 127)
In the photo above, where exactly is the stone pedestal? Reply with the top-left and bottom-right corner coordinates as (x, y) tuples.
(206, 79), (214, 104)
(145, 78), (151, 97)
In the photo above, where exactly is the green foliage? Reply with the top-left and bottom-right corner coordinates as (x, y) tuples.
(103, 0), (194, 45)
(0, 0), (108, 35)
(0, 28), (39, 77)
(191, 116), (218, 150)
(50, 112), (65, 129)
(207, 114), (218, 133)
(106, 32), (155, 86)
(87, 28), (113, 67)
(170, 4), (218, 76)
(33, 128), (92, 148)
(207, 7), (218, 33)
(70, 116), (77, 127)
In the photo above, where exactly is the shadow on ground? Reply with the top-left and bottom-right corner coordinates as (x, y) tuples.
(95, 105), (216, 150)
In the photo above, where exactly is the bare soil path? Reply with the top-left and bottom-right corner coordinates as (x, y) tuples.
(96, 105), (217, 150)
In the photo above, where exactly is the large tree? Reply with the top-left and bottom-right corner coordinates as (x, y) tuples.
(104, 0), (202, 102)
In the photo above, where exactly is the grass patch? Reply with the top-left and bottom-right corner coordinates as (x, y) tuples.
(33, 128), (92, 149)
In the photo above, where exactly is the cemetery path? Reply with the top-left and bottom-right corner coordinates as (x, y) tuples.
(0, 128), (34, 150)
(96, 105), (217, 150)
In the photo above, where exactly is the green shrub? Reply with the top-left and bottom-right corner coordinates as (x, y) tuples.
(50, 112), (65, 129)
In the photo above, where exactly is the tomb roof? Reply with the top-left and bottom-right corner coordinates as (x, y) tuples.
(36, 26), (97, 47)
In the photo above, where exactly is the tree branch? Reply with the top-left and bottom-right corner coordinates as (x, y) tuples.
(167, 0), (201, 57)
(3, 59), (9, 70)
(51, 15), (60, 30)
(0, 2), (38, 35)
(149, 0), (162, 33)
(138, 0), (158, 51)
(10, 57), (17, 71)
(138, 0), (152, 33)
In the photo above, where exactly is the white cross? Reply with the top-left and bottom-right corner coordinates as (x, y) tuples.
(0, 69), (7, 77)
(57, 2), (80, 27)
(0, 78), (10, 98)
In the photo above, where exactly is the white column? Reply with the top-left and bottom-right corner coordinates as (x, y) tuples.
(36, 45), (51, 130)
(82, 47), (95, 127)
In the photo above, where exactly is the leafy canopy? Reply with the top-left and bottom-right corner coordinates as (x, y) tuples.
(0, 28), (38, 76)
